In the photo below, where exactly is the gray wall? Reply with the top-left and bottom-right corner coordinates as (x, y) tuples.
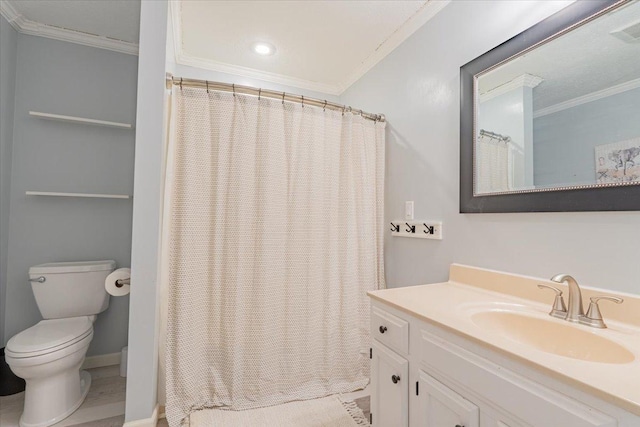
(126, 0), (167, 421)
(4, 33), (137, 356)
(533, 87), (640, 187)
(341, 0), (640, 294)
(0, 16), (18, 347)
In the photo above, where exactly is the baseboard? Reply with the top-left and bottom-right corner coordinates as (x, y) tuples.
(81, 352), (121, 370)
(123, 404), (159, 427)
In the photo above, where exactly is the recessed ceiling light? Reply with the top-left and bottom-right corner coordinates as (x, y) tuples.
(252, 42), (276, 56)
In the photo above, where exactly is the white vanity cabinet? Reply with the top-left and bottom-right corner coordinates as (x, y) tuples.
(369, 300), (624, 427)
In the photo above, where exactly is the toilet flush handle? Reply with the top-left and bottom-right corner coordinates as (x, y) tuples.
(29, 276), (46, 283)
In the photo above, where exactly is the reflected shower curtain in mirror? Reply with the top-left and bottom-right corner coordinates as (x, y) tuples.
(164, 87), (385, 426)
(476, 134), (511, 193)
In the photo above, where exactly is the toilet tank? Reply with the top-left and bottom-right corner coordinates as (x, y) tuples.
(29, 260), (116, 319)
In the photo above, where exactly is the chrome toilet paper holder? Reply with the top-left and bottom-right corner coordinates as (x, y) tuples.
(115, 277), (130, 288)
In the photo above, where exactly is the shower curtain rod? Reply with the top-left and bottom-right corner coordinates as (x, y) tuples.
(166, 73), (385, 123)
(479, 129), (510, 142)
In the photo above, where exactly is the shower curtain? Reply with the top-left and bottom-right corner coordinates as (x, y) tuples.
(476, 133), (511, 193)
(164, 87), (385, 426)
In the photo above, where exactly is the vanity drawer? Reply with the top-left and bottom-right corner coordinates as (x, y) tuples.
(372, 306), (409, 354)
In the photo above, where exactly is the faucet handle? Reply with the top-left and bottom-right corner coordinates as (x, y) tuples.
(584, 296), (624, 329)
(537, 284), (567, 319)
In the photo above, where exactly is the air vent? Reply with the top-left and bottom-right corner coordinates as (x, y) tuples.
(610, 20), (640, 43)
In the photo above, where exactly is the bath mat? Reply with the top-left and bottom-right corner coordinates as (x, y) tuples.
(189, 396), (369, 426)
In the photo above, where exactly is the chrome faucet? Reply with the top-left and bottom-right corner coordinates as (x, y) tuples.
(541, 273), (624, 329)
(550, 274), (584, 323)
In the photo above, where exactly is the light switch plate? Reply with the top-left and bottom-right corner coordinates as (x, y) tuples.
(405, 201), (414, 220)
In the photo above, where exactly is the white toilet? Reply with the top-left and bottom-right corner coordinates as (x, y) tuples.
(5, 260), (116, 427)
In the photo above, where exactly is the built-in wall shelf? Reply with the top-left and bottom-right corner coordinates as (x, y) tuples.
(26, 191), (132, 199)
(29, 111), (133, 129)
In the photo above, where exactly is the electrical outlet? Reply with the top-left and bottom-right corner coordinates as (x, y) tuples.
(390, 220), (443, 240)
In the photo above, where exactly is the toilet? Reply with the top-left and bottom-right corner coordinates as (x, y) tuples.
(5, 260), (116, 427)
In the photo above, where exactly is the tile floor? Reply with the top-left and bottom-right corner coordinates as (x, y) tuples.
(1, 365), (370, 427)
(0, 365), (126, 427)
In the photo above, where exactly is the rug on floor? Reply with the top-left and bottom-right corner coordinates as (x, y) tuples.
(189, 396), (369, 426)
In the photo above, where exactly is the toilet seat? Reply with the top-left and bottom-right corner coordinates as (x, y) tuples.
(6, 317), (93, 359)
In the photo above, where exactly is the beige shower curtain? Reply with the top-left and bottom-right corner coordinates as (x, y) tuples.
(164, 87), (385, 426)
(476, 134), (511, 193)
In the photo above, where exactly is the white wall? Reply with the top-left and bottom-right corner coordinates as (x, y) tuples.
(3, 32), (137, 354)
(0, 16), (18, 347)
(341, 0), (640, 294)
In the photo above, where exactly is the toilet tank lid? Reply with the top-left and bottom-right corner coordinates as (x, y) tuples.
(30, 260), (116, 275)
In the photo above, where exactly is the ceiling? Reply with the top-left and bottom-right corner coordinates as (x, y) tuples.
(175, 1), (447, 94)
(0, 0), (448, 95)
(4, 0), (140, 43)
(479, 0), (640, 112)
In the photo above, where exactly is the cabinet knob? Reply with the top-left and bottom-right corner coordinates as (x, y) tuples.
(379, 325), (387, 334)
(391, 374), (400, 384)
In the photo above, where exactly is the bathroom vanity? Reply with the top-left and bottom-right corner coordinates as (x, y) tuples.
(368, 265), (640, 427)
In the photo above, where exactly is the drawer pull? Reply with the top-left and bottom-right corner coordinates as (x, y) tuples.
(379, 325), (388, 334)
(391, 374), (401, 384)
(455, 425), (464, 427)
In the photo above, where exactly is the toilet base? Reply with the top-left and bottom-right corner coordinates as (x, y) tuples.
(20, 370), (91, 427)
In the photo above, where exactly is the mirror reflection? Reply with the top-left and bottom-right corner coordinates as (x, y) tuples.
(475, 0), (640, 195)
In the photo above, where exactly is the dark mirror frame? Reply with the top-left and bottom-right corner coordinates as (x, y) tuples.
(460, 0), (640, 213)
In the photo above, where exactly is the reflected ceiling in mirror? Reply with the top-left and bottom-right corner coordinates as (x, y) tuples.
(474, 0), (640, 196)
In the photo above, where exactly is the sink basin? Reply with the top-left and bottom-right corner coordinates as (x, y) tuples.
(471, 311), (635, 364)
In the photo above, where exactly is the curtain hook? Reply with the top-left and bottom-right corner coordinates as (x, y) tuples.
(179, 78), (183, 90)
(301, 95), (304, 108)
(342, 105), (345, 116)
(323, 100), (327, 112)
(232, 84), (236, 97)
(282, 92), (285, 105)
(206, 81), (209, 94)
(258, 88), (261, 101)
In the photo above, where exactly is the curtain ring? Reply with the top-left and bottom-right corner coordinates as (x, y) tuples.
(206, 81), (209, 94)
(179, 78), (183, 90)
(232, 84), (236, 97)
(301, 95), (304, 108)
(282, 92), (285, 105)
(323, 100), (327, 112)
(258, 88), (261, 101)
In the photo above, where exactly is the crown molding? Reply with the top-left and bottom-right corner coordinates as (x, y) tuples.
(175, 51), (343, 96)
(533, 77), (640, 118)
(479, 73), (544, 103)
(0, 0), (138, 55)
(171, 0), (450, 96)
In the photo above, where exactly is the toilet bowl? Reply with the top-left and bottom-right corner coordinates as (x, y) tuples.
(6, 317), (95, 427)
(5, 260), (115, 427)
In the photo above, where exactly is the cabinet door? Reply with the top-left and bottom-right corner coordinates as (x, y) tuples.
(371, 340), (409, 427)
(417, 370), (479, 427)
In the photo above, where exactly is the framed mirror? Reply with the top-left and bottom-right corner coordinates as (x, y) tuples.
(460, 0), (640, 213)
